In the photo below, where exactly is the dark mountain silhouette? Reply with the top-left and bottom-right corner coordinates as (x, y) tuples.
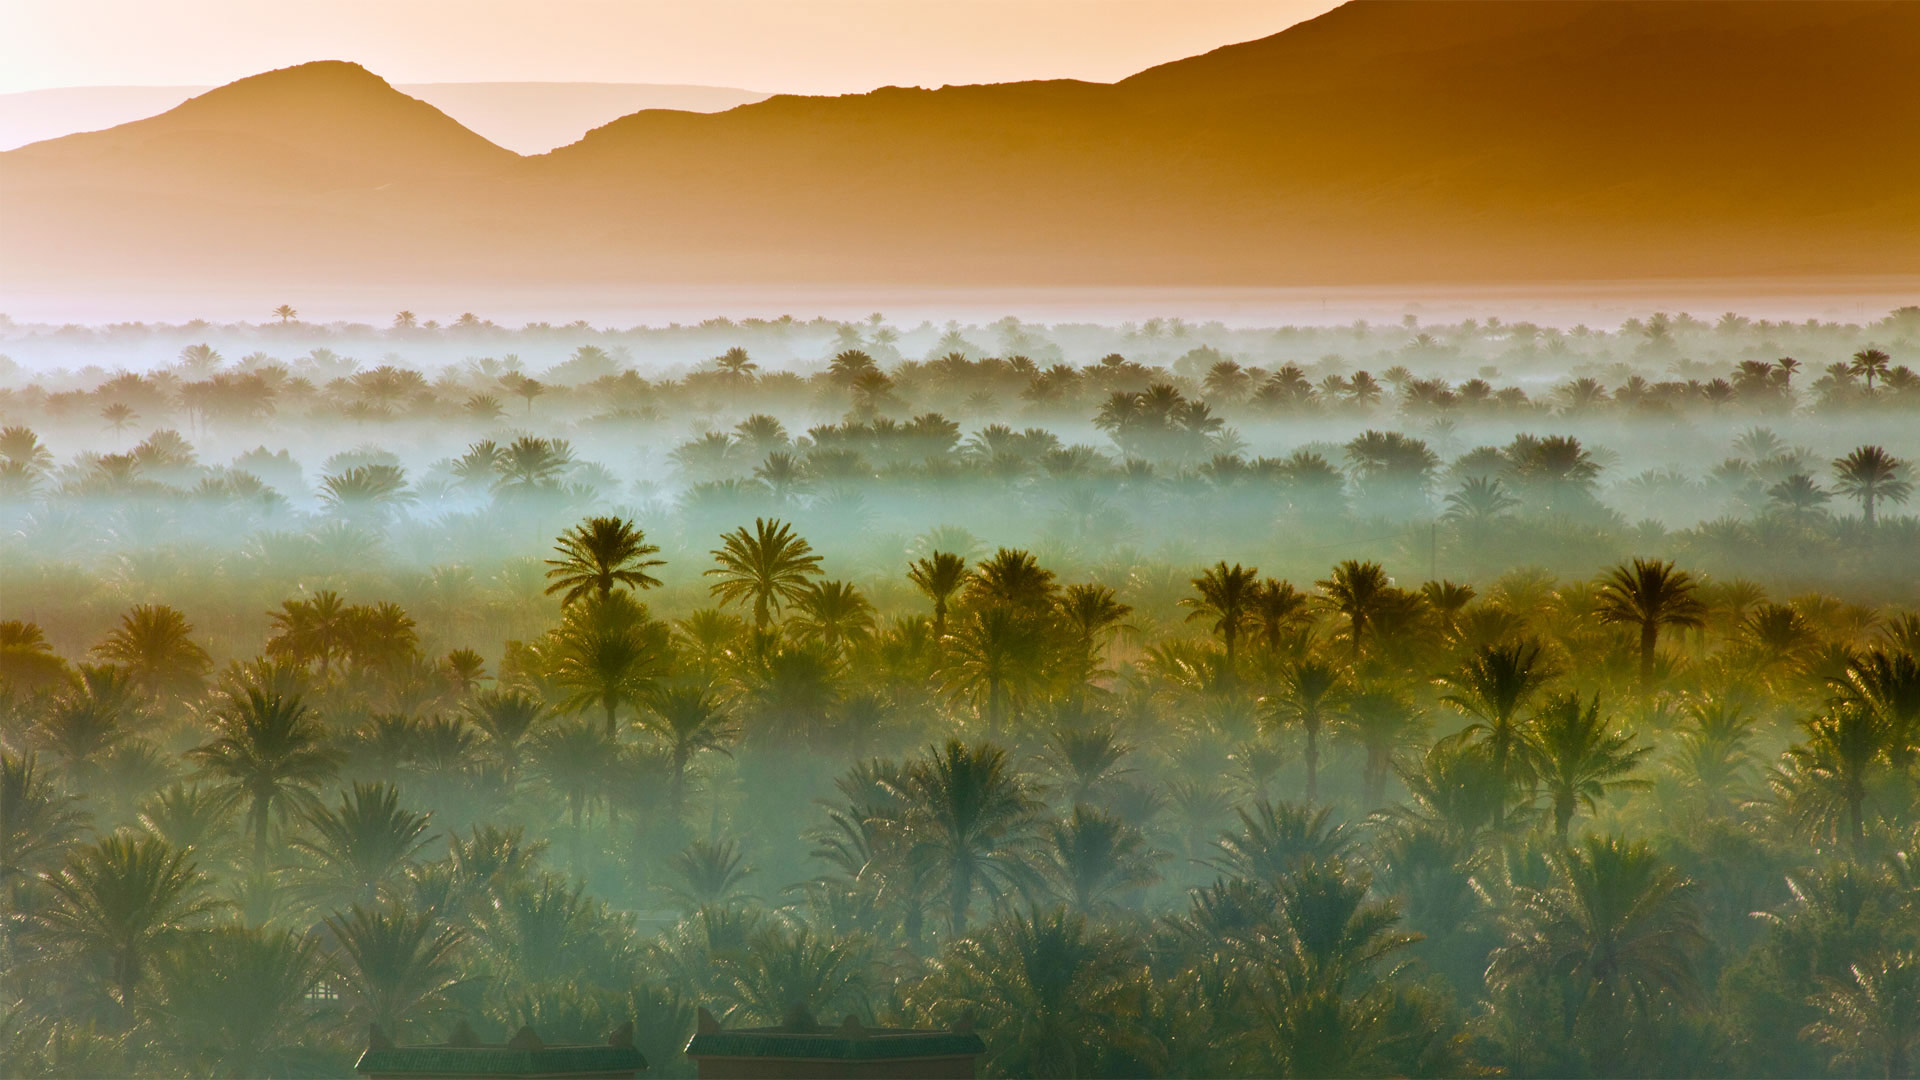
(5, 1), (1917, 292)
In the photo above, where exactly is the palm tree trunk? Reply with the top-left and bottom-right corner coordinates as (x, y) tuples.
(1554, 793), (1574, 842)
(949, 865), (972, 937)
(1304, 713), (1321, 804)
(251, 794), (272, 878)
(670, 749), (689, 824)
(1639, 621), (1658, 689)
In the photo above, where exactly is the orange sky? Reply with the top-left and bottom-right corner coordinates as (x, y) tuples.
(1, 0), (1343, 94)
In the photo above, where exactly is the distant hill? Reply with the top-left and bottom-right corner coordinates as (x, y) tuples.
(0, 80), (769, 153)
(4, 1), (1917, 293)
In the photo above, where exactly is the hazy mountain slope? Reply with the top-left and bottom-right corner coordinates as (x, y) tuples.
(0, 81), (770, 154)
(4, 2), (1916, 290)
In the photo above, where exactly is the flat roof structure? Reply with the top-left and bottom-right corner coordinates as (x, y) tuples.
(355, 1021), (648, 1079)
(683, 1007), (984, 1079)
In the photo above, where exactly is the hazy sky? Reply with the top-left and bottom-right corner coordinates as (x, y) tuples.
(1, 0), (1343, 95)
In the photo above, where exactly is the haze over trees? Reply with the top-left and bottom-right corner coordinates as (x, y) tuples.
(1, 304), (1918, 1077)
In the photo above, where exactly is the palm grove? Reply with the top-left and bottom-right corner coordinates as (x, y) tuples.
(1, 306), (1919, 1078)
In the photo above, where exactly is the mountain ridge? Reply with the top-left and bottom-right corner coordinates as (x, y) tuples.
(5, 1), (1917, 291)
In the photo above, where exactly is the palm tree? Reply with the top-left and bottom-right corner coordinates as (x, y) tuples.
(1770, 704), (1889, 852)
(1439, 639), (1557, 827)
(907, 552), (970, 638)
(1595, 559), (1705, 689)
(941, 606), (1051, 734)
(706, 518), (823, 629)
(543, 516), (666, 606)
(662, 836), (756, 910)
(528, 720), (617, 875)
(1261, 659), (1344, 803)
(1337, 687), (1427, 808)
(39, 834), (219, 1025)
(1250, 861), (1418, 1079)
(1037, 724), (1134, 807)
(1803, 951), (1920, 1080)
(904, 908), (1152, 1078)
(1832, 445), (1911, 528)
(188, 689), (338, 880)
(715, 920), (870, 1027)
(548, 591), (668, 736)
(91, 603), (212, 704)
(1317, 560), (1393, 660)
(151, 924), (324, 1076)
(462, 688), (545, 773)
(1208, 799), (1353, 885)
(789, 580), (876, 654)
(271, 304), (297, 323)
(1848, 347), (1892, 393)
(1041, 804), (1160, 914)
(265, 590), (351, 679)
(1182, 561), (1261, 671)
(1056, 583), (1132, 689)
(290, 782), (435, 913)
(1249, 578), (1311, 657)
(324, 903), (465, 1038)
(99, 402), (137, 444)
(642, 682), (738, 823)
(0, 751), (89, 890)
(895, 740), (1040, 936)
(1486, 835), (1704, 1046)
(1527, 693), (1651, 841)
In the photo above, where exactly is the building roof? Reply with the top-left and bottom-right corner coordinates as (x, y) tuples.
(354, 1022), (647, 1078)
(682, 1008), (985, 1063)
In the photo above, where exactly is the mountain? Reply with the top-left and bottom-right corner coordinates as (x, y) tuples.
(0, 81), (770, 154)
(4, 1), (1917, 295)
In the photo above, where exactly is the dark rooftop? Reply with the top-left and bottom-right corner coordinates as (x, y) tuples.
(682, 1007), (985, 1063)
(355, 1022), (648, 1078)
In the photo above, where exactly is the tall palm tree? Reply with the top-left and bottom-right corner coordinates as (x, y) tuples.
(1439, 639), (1557, 828)
(265, 590), (351, 679)
(290, 782), (435, 914)
(1832, 445), (1911, 528)
(1803, 951), (1920, 1080)
(150, 924), (324, 1077)
(941, 606), (1051, 734)
(1317, 560), (1393, 660)
(904, 908), (1153, 1078)
(1848, 347), (1892, 393)
(39, 834), (219, 1025)
(528, 720), (617, 875)
(1595, 558), (1705, 689)
(1486, 835), (1704, 1045)
(90, 604), (212, 704)
(706, 518), (823, 629)
(461, 687), (545, 773)
(324, 903), (465, 1038)
(271, 304), (297, 323)
(1770, 704), (1889, 852)
(1208, 799), (1354, 885)
(543, 516), (666, 607)
(0, 751), (89, 890)
(1182, 561), (1261, 671)
(789, 580), (876, 654)
(662, 836), (756, 910)
(895, 740), (1040, 936)
(1056, 583), (1131, 689)
(548, 591), (668, 736)
(188, 689), (338, 880)
(642, 682), (738, 823)
(1261, 659), (1344, 803)
(1828, 649), (1920, 776)
(1249, 578), (1311, 657)
(714, 920), (871, 1027)
(907, 552), (969, 638)
(1337, 687), (1427, 808)
(1527, 693), (1651, 841)
(1251, 861), (1418, 1079)
(1041, 804), (1160, 914)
